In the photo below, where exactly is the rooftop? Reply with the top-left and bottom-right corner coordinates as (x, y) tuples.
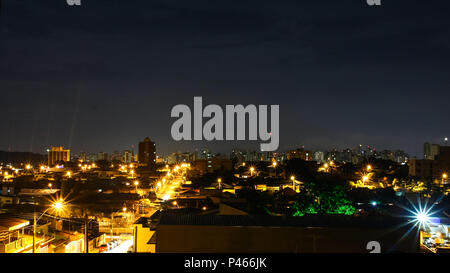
(0, 215), (30, 232)
(158, 213), (410, 229)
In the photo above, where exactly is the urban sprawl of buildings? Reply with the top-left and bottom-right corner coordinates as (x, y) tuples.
(0, 137), (449, 253)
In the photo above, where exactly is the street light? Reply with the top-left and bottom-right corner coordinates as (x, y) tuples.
(53, 200), (64, 210)
(362, 175), (369, 186)
(250, 167), (255, 176)
(443, 173), (448, 184)
(217, 178), (222, 189)
(33, 200), (65, 253)
(290, 175), (296, 191)
(367, 164), (372, 172)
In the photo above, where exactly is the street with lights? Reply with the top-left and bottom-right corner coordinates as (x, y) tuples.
(100, 164), (187, 253)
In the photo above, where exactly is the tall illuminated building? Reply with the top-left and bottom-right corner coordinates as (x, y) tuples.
(48, 147), (70, 166)
(138, 137), (156, 169)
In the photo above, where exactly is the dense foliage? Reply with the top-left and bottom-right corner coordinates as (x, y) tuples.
(293, 175), (355, 216)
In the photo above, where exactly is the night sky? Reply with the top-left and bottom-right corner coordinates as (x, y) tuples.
(0, 0), (449, 157)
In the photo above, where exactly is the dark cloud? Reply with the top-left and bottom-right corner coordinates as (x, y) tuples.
(0, 0), (449, 157)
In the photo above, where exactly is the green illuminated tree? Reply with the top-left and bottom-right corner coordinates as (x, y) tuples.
(293, 175), (355, 216)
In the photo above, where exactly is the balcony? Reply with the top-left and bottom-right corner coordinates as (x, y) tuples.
(0, 237), (24, 253)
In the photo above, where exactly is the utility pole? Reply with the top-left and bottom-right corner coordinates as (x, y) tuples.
(32, 212), (36, 253)
(84, 214), (88, 253)
(111, 209), (114, 239)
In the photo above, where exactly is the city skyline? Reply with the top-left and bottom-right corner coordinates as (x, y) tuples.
(0, 136), (448, 160)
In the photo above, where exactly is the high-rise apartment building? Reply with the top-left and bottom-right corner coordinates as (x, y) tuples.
(48, 147), (70, 166)
(424, 142), (440, 160)
(138, 137), (156, 169)
(287, 148), (312, 161)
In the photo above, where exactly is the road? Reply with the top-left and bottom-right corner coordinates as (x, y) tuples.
(104, 239), (133, 253)
(155, 174), (183, 201)
(102, 171), (184, 253)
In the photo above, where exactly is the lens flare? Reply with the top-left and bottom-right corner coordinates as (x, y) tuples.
(53, 201), (64, 210)
(404, 199), (439, 230)
(416, 212), (429, 223)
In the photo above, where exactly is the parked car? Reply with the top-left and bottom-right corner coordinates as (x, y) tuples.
(99, 244), (108, 253)
(107, 242), (114, 250)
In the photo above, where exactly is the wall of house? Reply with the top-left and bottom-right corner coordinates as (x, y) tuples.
(133, 224), (155, 253)
(156, 225), (419, 253)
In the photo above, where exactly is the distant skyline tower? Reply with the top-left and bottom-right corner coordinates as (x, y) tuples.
(424, 142), (440, 160)
(138, 137), (156, 169)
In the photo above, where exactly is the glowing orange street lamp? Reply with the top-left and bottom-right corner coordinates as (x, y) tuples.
(53, 200), (64, 210)
(362, 175), (369, 185)
(34, 200), (65, 253)
(290, 175), (296, 190)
